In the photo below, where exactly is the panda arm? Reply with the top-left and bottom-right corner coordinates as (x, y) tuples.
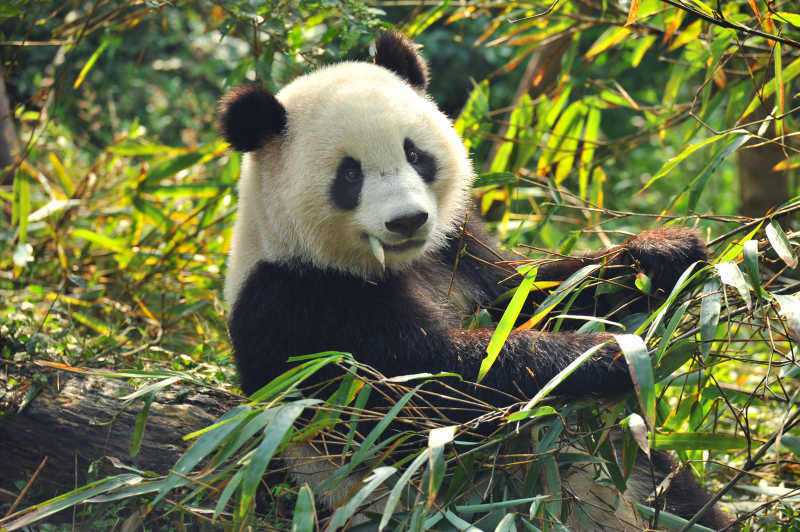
(229, 262), (632, 399)
(447, 223), (706, 300)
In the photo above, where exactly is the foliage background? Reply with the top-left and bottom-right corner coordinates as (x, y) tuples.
(1, 0), (800, 530)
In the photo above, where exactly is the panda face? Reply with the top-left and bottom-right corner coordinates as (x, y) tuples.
(224, 62), (473, 302)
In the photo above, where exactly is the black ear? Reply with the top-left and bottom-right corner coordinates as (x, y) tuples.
(373, 31), (429, 91)
(218, 84), (287, 152)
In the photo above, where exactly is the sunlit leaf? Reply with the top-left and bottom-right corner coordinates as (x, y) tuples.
(715, 261), (751, 311)
(479, 266), (538, 382)
(766, 219), (797, 268)
(615, 334), (655, 427)
(699, 279), (722, 360)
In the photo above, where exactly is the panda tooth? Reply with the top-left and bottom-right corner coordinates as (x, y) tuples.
(368, 235), (385, 270)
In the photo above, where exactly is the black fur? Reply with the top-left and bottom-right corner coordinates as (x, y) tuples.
(404, 138), (437, 182)
(330, 156), (364, 210)
(374, 31), (429, 90)
(218, 84), (287, 152)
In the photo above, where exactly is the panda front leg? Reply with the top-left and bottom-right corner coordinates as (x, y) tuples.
(534, 227), (708, 295)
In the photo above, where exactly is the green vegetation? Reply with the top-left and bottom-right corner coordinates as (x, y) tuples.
(1, 0), (799, 530)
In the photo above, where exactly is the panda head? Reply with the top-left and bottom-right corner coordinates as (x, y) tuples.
(220, 32), (473, 302)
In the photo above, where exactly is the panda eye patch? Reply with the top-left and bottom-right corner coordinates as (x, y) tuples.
(331, 156), (364, 211)
(404, 138), (436, 183)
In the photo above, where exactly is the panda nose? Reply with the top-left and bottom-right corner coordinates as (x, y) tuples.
(385, 211), (428, 238)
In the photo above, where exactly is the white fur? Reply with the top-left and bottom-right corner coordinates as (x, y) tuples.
(224, 62), (473, 307)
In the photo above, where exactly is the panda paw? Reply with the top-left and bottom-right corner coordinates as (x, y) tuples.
(623, 227), (707, 294)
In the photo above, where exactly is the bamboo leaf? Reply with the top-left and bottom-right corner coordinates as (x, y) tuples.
(380, 451), (428, 531)
(522, 340), (611, 411)
(687, 133), (752, 211)
(643, 130), (748, 191)
(74, 39), (109, 89)
(238, 401), (312, 519)
(479, 266), (538, 382)
(2, 475), (142, 530)
(716, 262), (751, 311)
(326, 467), (396, 532)
(130, 392), (154, 457)
(699, 279), (722, 360)
(151, 405), (251, 507)
(584, 27), (632, 59)
(651, 432), (749, 451)
(615, 334), (655, 427)
(766, 219), (797, 268)
(292, 484), (315, 532)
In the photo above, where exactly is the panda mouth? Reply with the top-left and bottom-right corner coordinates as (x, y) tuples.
(365, 234), (426, 270)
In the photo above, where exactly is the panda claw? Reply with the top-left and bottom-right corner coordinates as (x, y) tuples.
(368, 235), (386, 270)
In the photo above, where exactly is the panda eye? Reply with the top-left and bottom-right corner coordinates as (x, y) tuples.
(407, 149), (419, 165)
(344, 168), (362, 183)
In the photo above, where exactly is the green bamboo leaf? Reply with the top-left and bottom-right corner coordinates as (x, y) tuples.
(578, 106), (601, 199)
(654, 340), (695, 382)
(631, 34), (657, 67)
(506, 405), (558, 422)
(402, 0), (450, 37)
(554, 104), (585, 183)
(741, 56), (800, 119)
(479, 266), (539, 382)
(132, 196), (170, 230)
(634, 503), (718, 532)
(139, 183), (231, 198)
(142, 151), (207, 187)
(130, 392), (154, 457)
(654, 301), (690, 365)
(742, 240), (761, 294)
(687, 133), (752, 211)
(72, 228), (135, 264)
(651, 432), (748, 451)
(537, 101), (585, 178)
(49, 153), (75, 196)
(524, 264), (601, 331)
(699, 279), (721, 360)
(522, 340), (611, 411)
(495, 513), (518, 532)
(213, 468), (244, 520)
(766, 219), (797, 268)
(379, 451), (428, 531)
(151, 405), (251, 507)
(777, 12), (800, 27)
(491, 95), (532, 173)
(474, 172), (517, 188)
(2, 475), (142, 530)
(12, 171), (30, 243)
(121, 376), (182, 401)
(326, 467), (396, 531)
(454, 80), (490, 151)
(292, 484), (315, 532)
(615, 334), (655, 427)
(427, 426), (455, 507)
(442, 509), (482, 532)
(716, 222), (763, 264)
(643, 130), (748, 191)
(249, 352), (346, 403)
(74, 39), (109, 89)
(320, 384), (424, 492)
(239, 401), (311, 519)
(584, 26), (632, 58)
(456, 496), (551, 513)
(716, 261), (751, 310)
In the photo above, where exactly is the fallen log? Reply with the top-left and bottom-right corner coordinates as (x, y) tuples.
(0, 362), (239, 505)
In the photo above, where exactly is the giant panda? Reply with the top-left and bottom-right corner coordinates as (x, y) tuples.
(219, 32), (730, 530)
